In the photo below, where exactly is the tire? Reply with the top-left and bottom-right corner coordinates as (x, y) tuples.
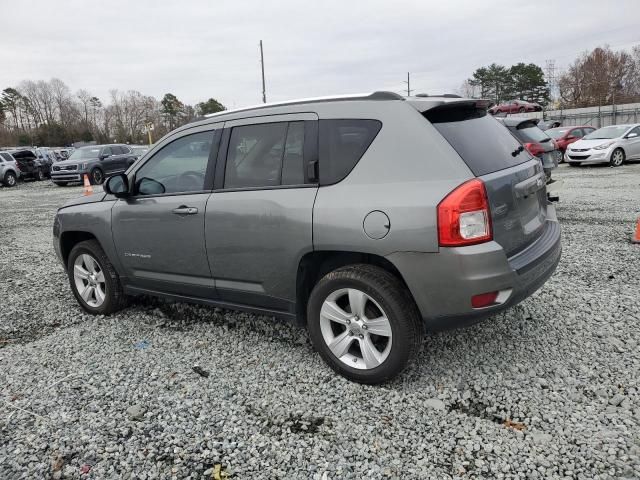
(35, 168), (45, 181)
(569, 162), (581, 167)
(54, 182), (68, 187)
(609, 148), (625, 167)
(3, 171), (17, 187)
(518, 107), (525, 113)
(67, 239), (127, 315)
(90, 168), (104, 185)
(307, 264), (423, 384)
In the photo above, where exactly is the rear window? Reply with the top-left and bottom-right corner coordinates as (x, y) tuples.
(425, 105), (530, 176)
(509, 124), (550, 144)
(319, 119), (381, 185)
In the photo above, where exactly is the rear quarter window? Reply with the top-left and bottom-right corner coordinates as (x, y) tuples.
(424, 105), (530, 176)
(319, 119), (381, 185)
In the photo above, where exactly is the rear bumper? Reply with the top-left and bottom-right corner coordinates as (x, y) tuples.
(387, 205), (561, 331)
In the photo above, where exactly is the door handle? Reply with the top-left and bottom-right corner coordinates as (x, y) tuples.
(172, 206), (198, 215)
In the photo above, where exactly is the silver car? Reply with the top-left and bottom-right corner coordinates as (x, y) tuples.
(0, 151), (20, 187)
(53, 92), (561, 383)
(566, 124), (640, 166)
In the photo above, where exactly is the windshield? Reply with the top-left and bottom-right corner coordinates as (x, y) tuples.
(584, 126), (629, 140)
(69, 148), (101, 160)
(546, 128), (570, 139)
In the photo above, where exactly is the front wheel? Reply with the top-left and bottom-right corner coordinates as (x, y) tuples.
(307, 264), (423, 384)
(610, 148), (625, 167)
(518, 107), (525, 113)
(35, 168), (45, 181)
(3, 171), (17, 187)
(67, 239), (127, 315)
(91, 168), (104, 185)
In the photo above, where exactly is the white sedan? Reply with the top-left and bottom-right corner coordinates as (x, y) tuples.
(566, 124), (640, 167)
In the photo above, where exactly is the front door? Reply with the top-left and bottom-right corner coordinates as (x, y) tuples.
(205, 115), (318, 313)
(624, 126), (640, 159)
(112, 126), (221, 297)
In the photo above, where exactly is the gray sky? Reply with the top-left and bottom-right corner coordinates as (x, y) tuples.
(2, 0), (639, 109)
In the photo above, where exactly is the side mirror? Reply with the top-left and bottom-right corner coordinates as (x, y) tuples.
(626, 132), (638, 139)
(99, 154), (110, 160)
(103, 173), (130, 198)
(137, 177), (165, 196)
(127, 157), (136, 166)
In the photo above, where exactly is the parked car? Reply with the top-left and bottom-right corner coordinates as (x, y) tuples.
(545, 126), (596, 159)
(11, 148), (52, 180)
(129, 145), (150, 159)
(53, 92), (561, 384)
(489, 100), (542, 115)
(496, 117), (560, 180)
(0, 151), (21, 187)
(51, 144), (136, 186)
(566, 124), (640, 167)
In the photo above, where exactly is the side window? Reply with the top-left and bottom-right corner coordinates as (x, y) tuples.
(571, 129), (584, 138)
(135, 130), (214, 196)
(111, 146), (124, 155)
(120, 146), (132, 154)
(224, 122), (288, 188)
(628, 126), (640, 136)
(318, 119), (382, 185)
(101, 147), (113, 157)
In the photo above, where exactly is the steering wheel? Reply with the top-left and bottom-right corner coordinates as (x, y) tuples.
(178, 170), (205, 189)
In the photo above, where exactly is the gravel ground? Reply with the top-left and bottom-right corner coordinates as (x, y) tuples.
(1, 165), (639, 479)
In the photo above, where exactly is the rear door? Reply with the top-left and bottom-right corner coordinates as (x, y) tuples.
(425, 103), (548, 257)
(205, 113), (318, 312)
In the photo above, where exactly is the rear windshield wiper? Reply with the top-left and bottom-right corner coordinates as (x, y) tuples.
(511, 145), (524, 157)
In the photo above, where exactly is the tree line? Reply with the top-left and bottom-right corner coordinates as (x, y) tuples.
(0, 79), (226, 147)
(460, 44), (640, 109)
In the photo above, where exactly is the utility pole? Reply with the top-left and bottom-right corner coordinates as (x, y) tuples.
(260, 40), (267, 104)
(403, 72), (412, 97)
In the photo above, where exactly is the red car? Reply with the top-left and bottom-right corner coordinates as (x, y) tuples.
(489, 100), (542, 114)
(545, 126), (596, 154)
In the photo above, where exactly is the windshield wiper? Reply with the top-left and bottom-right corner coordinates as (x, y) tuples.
(511, 145), (524, 157)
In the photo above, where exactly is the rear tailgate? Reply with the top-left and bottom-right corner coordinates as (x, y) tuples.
(423, 102), (547, 257)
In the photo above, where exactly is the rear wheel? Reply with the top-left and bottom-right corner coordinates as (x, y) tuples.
(91, 168), (104, 185)
(518, 107), (525, 113)
(3, 171), (17, 187)
(67, 240), (127, 315)
(35, 168), (45, 181)
(307, 264), (423, 384)
(610, 148), (625, 167)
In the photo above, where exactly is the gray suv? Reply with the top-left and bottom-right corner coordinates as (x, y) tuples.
(0, 151), (20, 187)
(53, 92), (561, 383)
(51, 144), (135, 186)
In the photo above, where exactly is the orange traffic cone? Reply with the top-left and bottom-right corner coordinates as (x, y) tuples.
(632, 218), (640, 244)
(83, 174), (93, 196)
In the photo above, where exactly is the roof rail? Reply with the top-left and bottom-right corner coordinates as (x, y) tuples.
(204, 91), (404, 118)
(415, 93), (462, 98)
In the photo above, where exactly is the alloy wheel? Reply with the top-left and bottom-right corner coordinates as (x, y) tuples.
(611, 150), (624, 166)
(319, 288), (392, 370)
(73, 253), (106, 308)
(6, 173), (16, 186)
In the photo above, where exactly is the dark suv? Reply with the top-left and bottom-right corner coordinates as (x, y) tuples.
(54, 92), (561, 383)
(51, 144), (135, 186)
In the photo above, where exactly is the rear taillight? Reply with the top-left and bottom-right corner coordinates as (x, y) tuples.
(437, 179), (492, 247)
(524, 142), (544, 157)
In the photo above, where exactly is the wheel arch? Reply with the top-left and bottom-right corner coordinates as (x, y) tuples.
(295, 250), (411, 326)
(59, 231), (99, 268)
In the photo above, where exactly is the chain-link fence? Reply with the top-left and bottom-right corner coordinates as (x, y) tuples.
(542, 102), (640, 128)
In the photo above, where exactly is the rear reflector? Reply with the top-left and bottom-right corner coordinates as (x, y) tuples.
(437, 179), (492, 246)
(471, 291), (499, 308)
